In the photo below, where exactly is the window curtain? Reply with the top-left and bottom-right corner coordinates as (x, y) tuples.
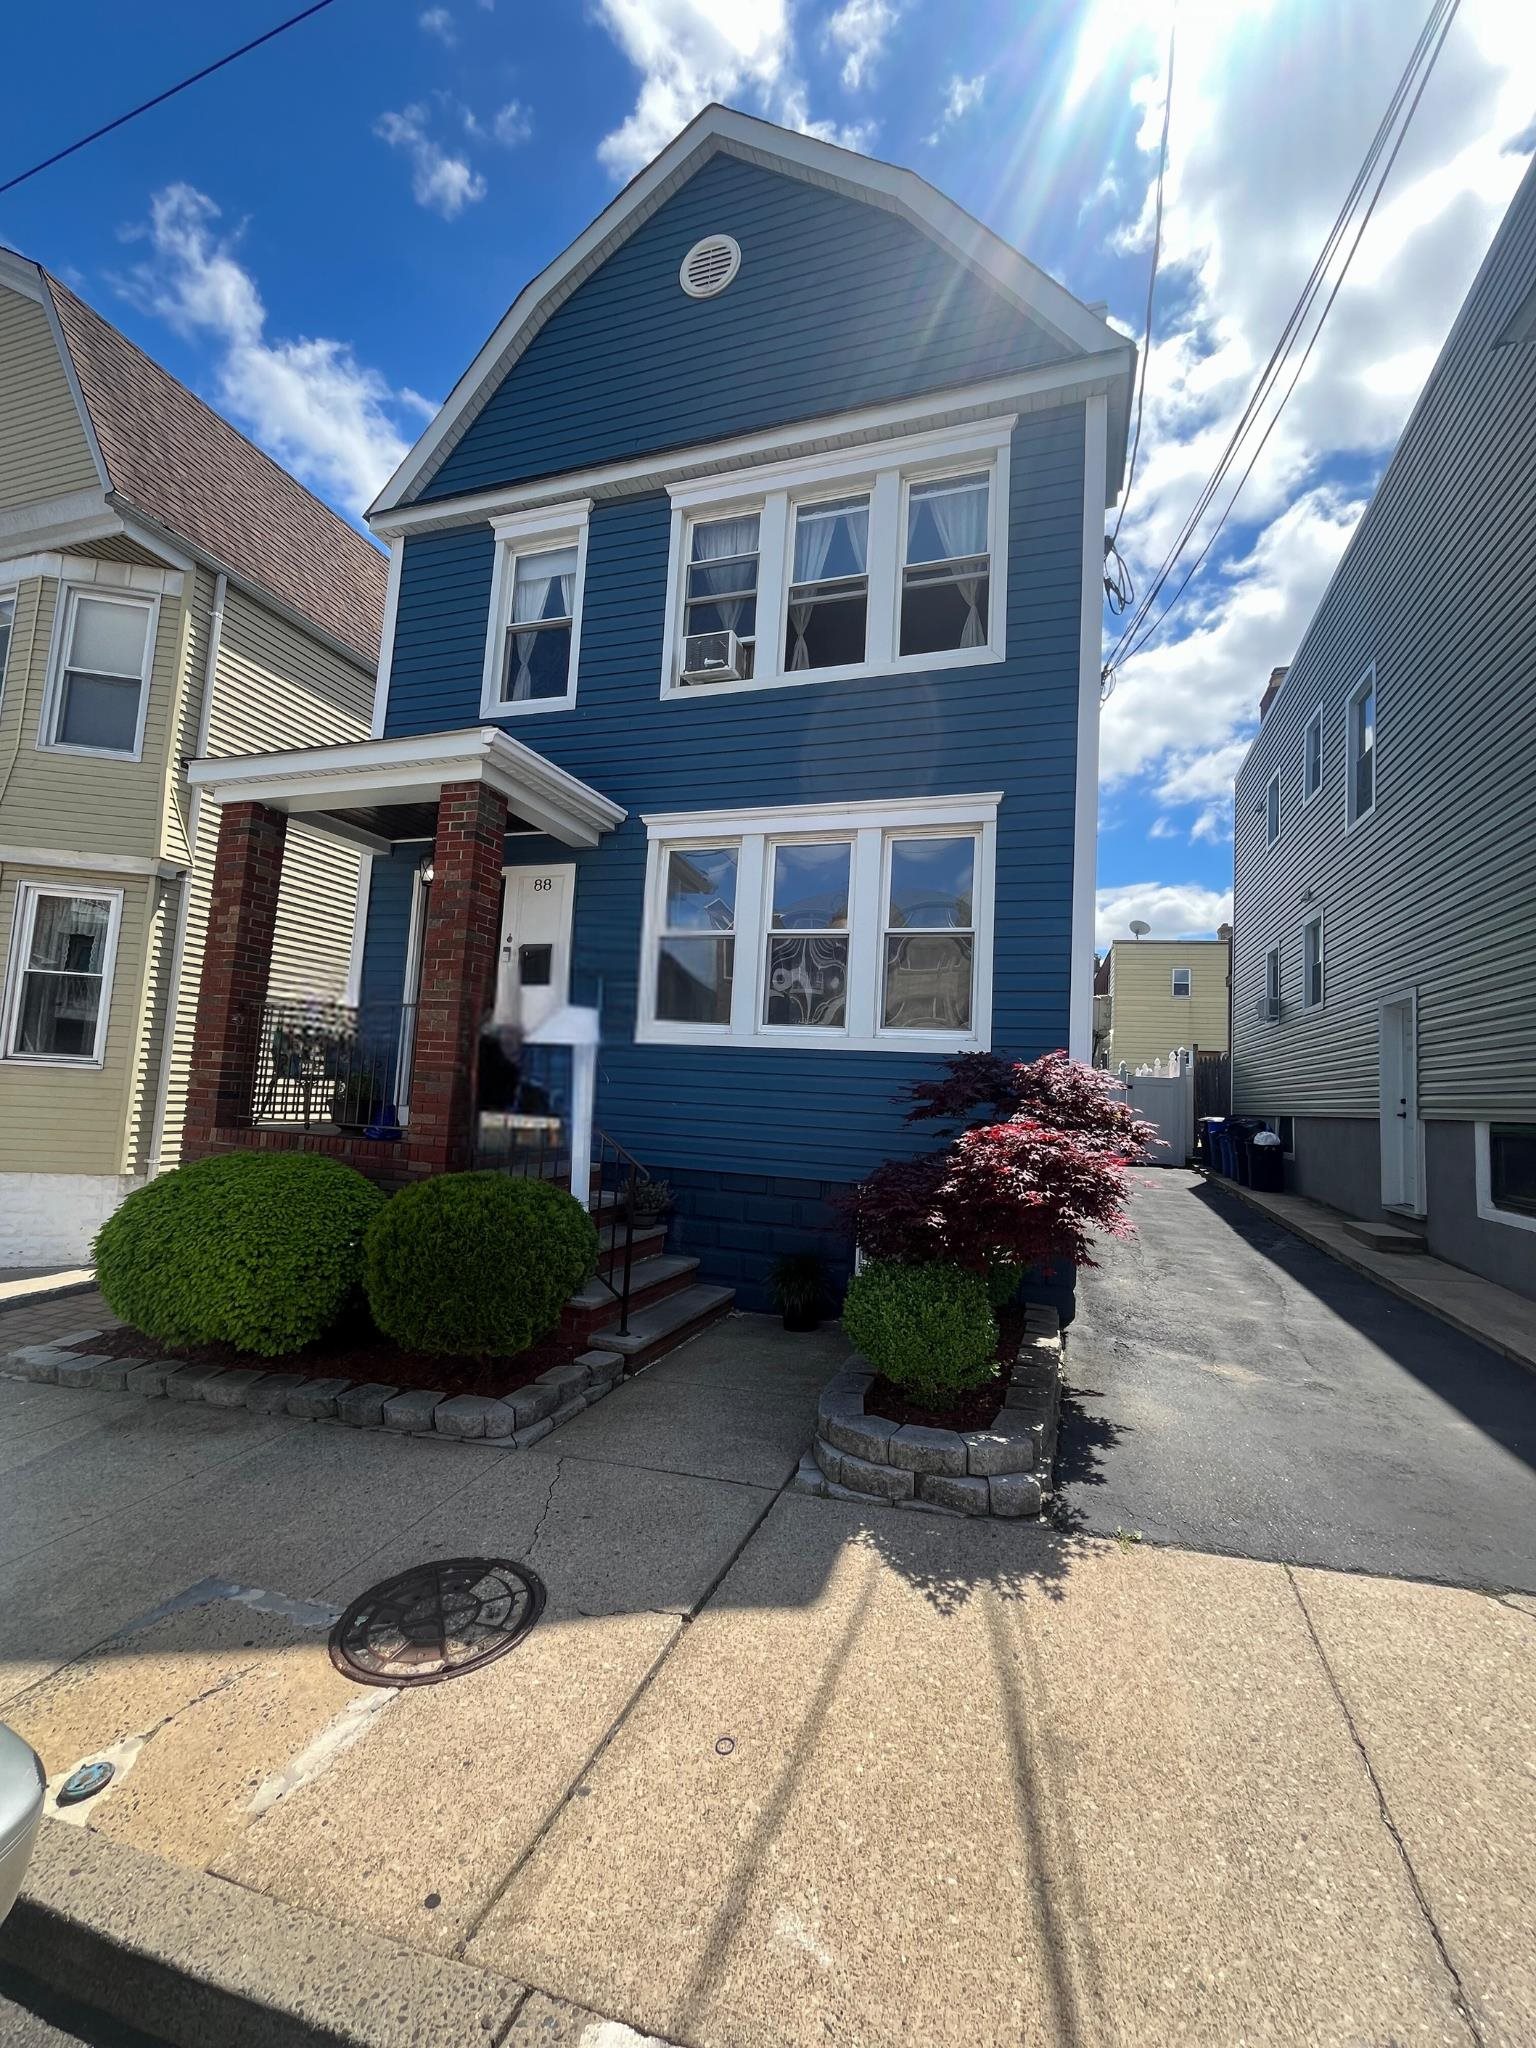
(509, 546), (576, 700)
(788, 502), (867, 670)
(691, 517), (758, 638)
(922, 483), (988, 648)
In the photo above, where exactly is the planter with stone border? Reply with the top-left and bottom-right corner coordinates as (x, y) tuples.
(0, 1328), (625, 1449)
(792, 1304), (1062, 1519)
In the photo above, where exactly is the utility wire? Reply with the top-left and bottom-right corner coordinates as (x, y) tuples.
(1101, 0), (1459, 693)
(0, 0), (344, 199)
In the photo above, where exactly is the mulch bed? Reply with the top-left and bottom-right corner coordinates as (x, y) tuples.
(71, 1303), (587, 1400)
(864, 1304), (1026, 1432)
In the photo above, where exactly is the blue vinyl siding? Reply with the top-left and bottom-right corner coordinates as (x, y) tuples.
(376, 402), (1086, 1185)
(420, 154), (1065, 500)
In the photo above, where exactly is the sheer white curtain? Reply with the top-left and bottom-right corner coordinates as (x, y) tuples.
(920, 480), (988, 648)
(788, 500), (868, 670)
(691, 516), (758, 638)
(508, 546), (576, 700)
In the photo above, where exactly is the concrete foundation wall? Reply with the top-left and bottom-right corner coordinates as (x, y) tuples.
(0, 1172), (144, 1264)
(1287, 1118), (1391, 1224)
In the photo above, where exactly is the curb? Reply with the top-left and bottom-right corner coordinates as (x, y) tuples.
(1196, 1170), (1536, 1376)
(0, 1271), (97, 1312)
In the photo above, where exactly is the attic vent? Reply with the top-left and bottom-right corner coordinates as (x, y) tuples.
(680, 235), (741, 299)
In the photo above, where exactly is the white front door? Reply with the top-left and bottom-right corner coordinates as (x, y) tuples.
(497, 864), (574, 1033)
(1379, 989), (1422, 1213)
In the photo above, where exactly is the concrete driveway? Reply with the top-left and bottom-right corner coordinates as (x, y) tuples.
(1061, 1170), (1536, 1590)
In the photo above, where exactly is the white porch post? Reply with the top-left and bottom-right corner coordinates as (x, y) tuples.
(526, 1003), (601, 1210)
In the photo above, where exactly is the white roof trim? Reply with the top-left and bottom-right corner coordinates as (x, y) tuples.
(186, 726), (626, 849)
(369, 103), (1130, 518)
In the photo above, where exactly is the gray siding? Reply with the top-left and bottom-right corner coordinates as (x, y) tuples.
(1233, 157), (1536, 1127)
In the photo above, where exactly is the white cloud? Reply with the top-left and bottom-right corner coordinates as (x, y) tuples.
(592, 0), (873, 179)
(116, 185), (415, 517)
(1095, 881), (1232, 948)
(924, 70), (987, 145)
(419, 5), (456, 44)
(1085, 0), (1536, 820)
(825, 0), (900, 92)
(492, 99), (533, 147)
(375, 104), (487, 217)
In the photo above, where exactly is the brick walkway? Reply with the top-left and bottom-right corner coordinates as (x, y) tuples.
(0, 1291), (115, 1350)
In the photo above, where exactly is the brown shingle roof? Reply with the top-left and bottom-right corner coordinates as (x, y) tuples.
(46, 276), (386, 667)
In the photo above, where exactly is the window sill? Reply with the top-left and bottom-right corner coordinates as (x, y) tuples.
(35, 740), (144, 763)
(635, 1020), (987, 1054)
(660, 641), (1004, 702)
(478, 694), (578, 719)
(0, 1053), (106, 1070)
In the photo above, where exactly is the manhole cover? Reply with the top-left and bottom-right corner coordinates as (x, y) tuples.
(329, 1558), (545, 1687)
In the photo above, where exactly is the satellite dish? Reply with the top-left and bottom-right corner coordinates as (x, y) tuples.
(1129, 919), (1151, 939)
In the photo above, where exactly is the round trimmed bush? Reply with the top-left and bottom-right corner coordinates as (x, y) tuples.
(841, 1259), (997, 1405)
(93, 1151), (385, 1357)
(363, 1172), (598, 1357)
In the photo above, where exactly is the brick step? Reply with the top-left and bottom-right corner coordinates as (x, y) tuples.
(1342, 1219), (1427, 1255)
(591, 1283), (735, 1364)
(561, 1255), (700, 1341)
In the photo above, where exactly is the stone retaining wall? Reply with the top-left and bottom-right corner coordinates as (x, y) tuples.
(0, 1328), (625, 1448)
(792, 1305), (1062, 1519)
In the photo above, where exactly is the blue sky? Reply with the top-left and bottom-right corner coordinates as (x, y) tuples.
(4, 0), (1532, 944)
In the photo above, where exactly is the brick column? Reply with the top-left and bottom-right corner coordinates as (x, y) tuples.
(407, 779), (508, 1172)
(184, 800), (288, 1156)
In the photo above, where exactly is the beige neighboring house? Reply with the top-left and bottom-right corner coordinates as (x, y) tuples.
(0, 248), (387, 1264)
(1095, 933), (1230, 1073)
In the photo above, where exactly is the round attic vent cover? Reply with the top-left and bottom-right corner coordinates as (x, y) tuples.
(680, 234), (741, 299)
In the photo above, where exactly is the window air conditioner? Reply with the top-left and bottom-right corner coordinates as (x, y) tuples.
(1256, 995), (1282, 1022)
(680, 630), (744, 683)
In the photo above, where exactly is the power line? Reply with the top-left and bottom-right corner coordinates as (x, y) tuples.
(0, 0), (344, 200)
(1101, 0), (1459, 693)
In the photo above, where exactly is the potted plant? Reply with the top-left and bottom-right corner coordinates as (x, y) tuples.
(626, 1177), (672, 1223)
(771, 1252), (827, 1332)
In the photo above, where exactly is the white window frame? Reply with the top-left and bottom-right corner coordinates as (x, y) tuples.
(1303, 706), (1322, 803)
(1346, 663), (1377, 829)
(38, 584), (158, 762)
(659, 418), (1013, 700)
(479, 498), (591, 718)
(1264, 945), (1281, 1018)
(1, 882), (124, 1068)
(636, 793), (999, 1053)
(1171, 966), (1191, 998)
(1300, 911), (1325, 1011)
(1474, 1121), (1536, 1236)
(1265, 770), (1281, 848)
(0, 588), (16, 707)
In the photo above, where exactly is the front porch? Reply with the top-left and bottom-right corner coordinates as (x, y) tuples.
(182, 727), (626, 1193)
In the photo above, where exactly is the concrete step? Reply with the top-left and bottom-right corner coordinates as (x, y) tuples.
(566, 1255), (698, 1314)
(593, 1283), (735, 1359)
(1342, 1219), (1427, 1255)
(594, 1222), (666, 1274)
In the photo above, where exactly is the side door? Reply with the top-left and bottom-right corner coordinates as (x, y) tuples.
(496, 864), (575, 1033)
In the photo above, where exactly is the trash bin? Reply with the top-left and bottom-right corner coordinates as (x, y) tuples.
(1196, 1117), (1226, 1168)
(1250, 1128), (1284, 1192)
(1229, 1117), (1266, 1186)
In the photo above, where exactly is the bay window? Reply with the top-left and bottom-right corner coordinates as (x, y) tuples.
(2, 885), (122, 1065)
(639, 795), (997, 1052)
(481, 499), (589, 716)
(43, 588), (155, 757)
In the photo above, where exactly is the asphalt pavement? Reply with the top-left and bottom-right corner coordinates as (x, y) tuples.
(0, 1966), (166, 2047)
(1059, 1169), (1536, 1590)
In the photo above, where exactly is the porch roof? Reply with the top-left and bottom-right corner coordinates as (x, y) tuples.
(186, 727), (626, 851)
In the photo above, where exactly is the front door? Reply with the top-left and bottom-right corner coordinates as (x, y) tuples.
(1378, 989), (1422, 1212)
(496, 864), (575, 1033)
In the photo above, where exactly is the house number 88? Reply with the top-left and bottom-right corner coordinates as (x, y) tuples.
(533, 878), (552, 891)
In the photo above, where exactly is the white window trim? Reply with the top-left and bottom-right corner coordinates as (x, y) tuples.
(1474, 1121), (1536, 1236)
(37, 583), (159, 763)
(1300, 910), (1325, 1011)
(0, 586), (16, 717)
(1346, 662), (1377, 830)
(479, 498), (591, 719)
(1265, 769), (1281, 848)
(1171, 967), (1191, 998)
(658, 420), (1013, 700)
(1303, 705), (1322, 804)
(636, 793), (999, 1053)
(1, 882), (124, 1068)
(1264, 945), (1282, 1019)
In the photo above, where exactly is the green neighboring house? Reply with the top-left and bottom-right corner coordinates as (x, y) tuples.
(0, 247), (387, 1264)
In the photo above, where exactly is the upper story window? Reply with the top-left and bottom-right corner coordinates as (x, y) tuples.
(639, 793), (998, 1053)
(481, 500), (589, 718)
(1301, 912), (1324, 1009)
(42, 588), (156, 758)
(0, 594), (14, 693)
(1171, 966), (1191, 998)
(1265, 771), (1281, 847)
(663, 418), (1012, 698)
(1347, 666), (1376, 825)
(2, 884), (122, 1066)
(1264, 945), (1281, 1016)
(1304, 708), (1322, 801)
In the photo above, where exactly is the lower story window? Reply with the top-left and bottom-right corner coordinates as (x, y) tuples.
(639, 795), (997, 1052)
(2, 884), (122, 1064)
(1489, 1124), (1536, 1219)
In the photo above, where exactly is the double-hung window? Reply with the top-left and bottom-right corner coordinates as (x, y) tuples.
(1264, 946), (1281, 1016)
(900, 471), (990, 656)
(481, 501), (589, 716)
(684, 514), (760, 680)
(641, 796), (997, 1052)
(1347, 667), (1376, 824)
(1265, 771), (1281, 847)
(785, 494), (869, 671)
(1301, 913), (1324, 1009)
(1171, 967), (1192, 998)
(44, 588), (155, 757)
(1304, 708), (1322, 801)
(0, 593), (15, 696)
(2, 885), (122, 1065)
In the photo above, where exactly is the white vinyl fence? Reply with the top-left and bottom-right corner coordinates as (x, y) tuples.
(1112, 1047), (1194, 1166)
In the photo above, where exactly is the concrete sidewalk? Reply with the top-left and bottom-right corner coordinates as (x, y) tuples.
(2, 1312), (1532, 2046)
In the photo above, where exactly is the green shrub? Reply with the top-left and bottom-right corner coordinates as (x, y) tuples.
(93, 1151), (384, 1357)
(986, 1261), (1024, 1308)
(841, 1260), (997, 1404)
(363, 1172), (598, 1356)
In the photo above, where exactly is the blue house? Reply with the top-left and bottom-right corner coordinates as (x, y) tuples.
(185, 106), (1134, 1319)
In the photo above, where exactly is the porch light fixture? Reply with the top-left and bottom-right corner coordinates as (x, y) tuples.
(418, 859), (436, 885)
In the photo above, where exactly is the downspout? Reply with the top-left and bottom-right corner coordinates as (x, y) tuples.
(146, 572), (226, 1176)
